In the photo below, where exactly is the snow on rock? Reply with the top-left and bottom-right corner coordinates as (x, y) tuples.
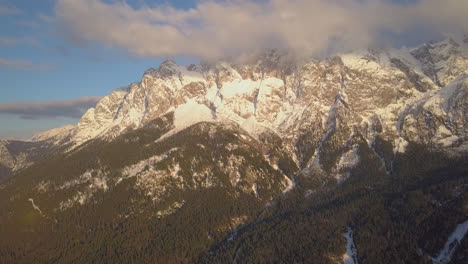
(119, 148), (184, 200)
(28, 198), (44, 217)
(438, 135), (460, 147)
(240, 117), (269, 139)
(335, 146), (360, 183)
(58, 170), (93, 190)
(341, 51), (387, 74)
(343, 227), (359, 264)
(33, 38), (467, 176)
(58, 170), (109, 210)
(72, 87), (130, 144)
(393, 137), (409, 154)
(282, 175), (294, 193)
(35, 181), (51, 193)
(93, 177), (108, 191)
(251, 183), (258, 198)
(226, 155), (245, 187)
(0, 142), (15, 169)
(424, 74), (467, 113)
(121, 150), (176, 178)
(30, 125), (75, 142)
(173, 100), (215, 130)
(156, 200), (185, 217)
(398, 75), (467, 146)
(135, 163), (185, 201)
(220, 79), (258, 99)
(432, 220), (468, 264)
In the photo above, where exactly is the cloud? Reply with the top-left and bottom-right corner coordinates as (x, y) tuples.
(54, 0), (468, 60)
(0, 57), (53, 71)
(0, 37), (17, 46)
(0, 5), (22, 16)
(0, 97), (103, 120)
(16, 20), (40, 28)
(38, 13), (54, 23)
(51, 45), (71, 57)
(0, 36), (40, 47)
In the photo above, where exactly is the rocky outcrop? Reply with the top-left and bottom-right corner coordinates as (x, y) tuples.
(0, 140), (62, 181)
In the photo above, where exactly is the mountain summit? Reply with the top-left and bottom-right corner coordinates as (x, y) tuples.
(34, 38), (467, 175)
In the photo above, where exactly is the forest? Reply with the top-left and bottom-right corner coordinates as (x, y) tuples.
(0, 120), (466, 264)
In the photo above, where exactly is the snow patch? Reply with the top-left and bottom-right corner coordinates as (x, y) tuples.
(196, 143), (206, 149)
(335, 146), (360, 183)
(220, 79), (258, 99)
(121, 148), (179, 178)
(282, 176), (294, 193)
(156, 200), (185, 217)
(58, 170), (109, 210)
(394, 137), (409, 153)
(340, 52), (388, 75)
(30, 125), (74, 142)
(432, 220), (468, 264)
(251, 183), (258, 198)
(135, 163), (185, 201)
(240, 117), (269, 139)
(35, 181), (51, 193)
(226, 155), (245, 186)
(119, 149), (186, 200)
(343, 227), (359, 264)
(173, 99), (215, 130)
(28, 198), (44, 216)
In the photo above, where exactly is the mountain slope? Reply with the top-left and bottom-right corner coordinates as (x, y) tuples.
(0, 139), (62, 182)
(40, 38), (465, 185)
(0, 114), (300, 263)
(0, 38), (467, 264)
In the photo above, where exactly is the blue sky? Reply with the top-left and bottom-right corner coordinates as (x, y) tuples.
(0, 0), (465, 139)
(0, 0), (199, 138)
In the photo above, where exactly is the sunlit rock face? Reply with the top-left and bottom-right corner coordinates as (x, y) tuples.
(29, 38), (467, 177)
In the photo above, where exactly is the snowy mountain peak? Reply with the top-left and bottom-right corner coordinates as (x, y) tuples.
(45, 38), (467, 174)
(144, 59), (184, 79)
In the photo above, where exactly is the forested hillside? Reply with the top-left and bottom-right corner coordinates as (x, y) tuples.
(0, 119), (466, 263)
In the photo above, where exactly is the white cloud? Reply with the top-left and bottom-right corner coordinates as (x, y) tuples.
(16, 20), (40, 28)
(0, 37), (17, 46)
(0, 36), (40, 47)
(0, 57), (53, 71)
(0, 97), (103, 119)
(55, 0), (468, 59)
(0, 5), (22, 16)
(38, 13), (54, 23)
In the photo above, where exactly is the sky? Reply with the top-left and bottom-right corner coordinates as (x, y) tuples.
(0, 0), (467, 139)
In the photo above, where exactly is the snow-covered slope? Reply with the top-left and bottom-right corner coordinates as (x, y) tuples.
(44, 38), (468, 179)
(30, 125), (75, 143)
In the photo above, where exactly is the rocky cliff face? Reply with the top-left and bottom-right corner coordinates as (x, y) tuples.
(7, 37), (465, 182)
(40, 38), (466, 181)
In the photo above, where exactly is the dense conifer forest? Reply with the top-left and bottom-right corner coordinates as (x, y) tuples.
(0, 121), (466, 263)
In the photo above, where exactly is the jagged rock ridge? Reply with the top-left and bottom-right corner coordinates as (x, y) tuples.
(29, 38), (467, 181)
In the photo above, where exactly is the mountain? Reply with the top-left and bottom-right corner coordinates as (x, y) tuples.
(0, 139), (63, 182)
(0, 38), (467, 264)
(30, 125), (75, 143)
(46, 38), (467, 178)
